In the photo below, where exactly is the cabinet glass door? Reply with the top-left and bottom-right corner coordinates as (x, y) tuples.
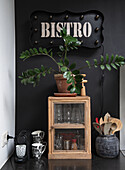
(54, 103), (84, 124)
(54, 129), (85, 151)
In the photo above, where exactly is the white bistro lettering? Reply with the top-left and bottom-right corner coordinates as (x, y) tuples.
(41, 22), (50, 37)
(41, 22), (92, 38)
(83, 22), (92, 37)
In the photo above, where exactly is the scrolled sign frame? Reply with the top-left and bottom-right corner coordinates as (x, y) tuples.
(30, 10), (104, 48)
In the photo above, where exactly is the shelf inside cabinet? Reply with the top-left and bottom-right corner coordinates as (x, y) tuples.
(52, 123), (85, 129)
(54, 150), (86, 153)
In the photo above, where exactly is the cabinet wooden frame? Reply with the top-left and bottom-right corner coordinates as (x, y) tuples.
(48, 96), (91, 159)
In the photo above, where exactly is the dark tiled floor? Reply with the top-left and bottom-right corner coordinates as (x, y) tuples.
(1, 152), (125, 170)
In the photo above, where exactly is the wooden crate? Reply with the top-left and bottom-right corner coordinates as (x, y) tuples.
(48, 96), (91, 159)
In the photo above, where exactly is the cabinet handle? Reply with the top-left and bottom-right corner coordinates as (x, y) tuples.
(51, 126), (54, 129)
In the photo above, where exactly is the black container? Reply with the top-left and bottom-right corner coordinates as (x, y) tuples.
(96, 135), (119, 158)
(15, 130), (32, 163)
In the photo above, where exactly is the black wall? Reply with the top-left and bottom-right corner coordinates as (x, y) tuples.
(15, 0), (125, 153)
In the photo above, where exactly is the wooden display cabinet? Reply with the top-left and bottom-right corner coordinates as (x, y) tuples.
(48, 96), (91, 159)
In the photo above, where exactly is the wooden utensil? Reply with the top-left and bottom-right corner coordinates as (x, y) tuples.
(81, 74), (88, 96)
(101, 123), (105, 135)
(109, 123), (117, 135)
(104, 113), (111, 123)
(93, 122), (102, 135)
(99, 117), (104, 125)
(104, 122), (112, 135)
(109, 117), (122, 134)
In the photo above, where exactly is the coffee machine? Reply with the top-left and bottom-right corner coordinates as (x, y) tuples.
(15, 130), (32, 163)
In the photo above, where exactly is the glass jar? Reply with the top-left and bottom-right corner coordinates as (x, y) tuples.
(55, 134), (63, 150)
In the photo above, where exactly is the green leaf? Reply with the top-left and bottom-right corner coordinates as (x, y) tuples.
(57, 52), (63, 57)
(106, 64), (111, 71)
(25, 50), (30, 56)
(119, 56), (124, 61)
(59, 59), (63, 64)
(43, 48), (47, 54)
(39, 47), (43, 53)
(100, 65), (105, 70)
(57, 62), (63, 66)
(119, 61), (125, 66)
(94, 59), (98, 68)
(75, 41), (81, 46)
(100, 55), (104, 64)
(37, 74), (41, 80)
(115, 62), (120, 67)
(71, 79), (75, 86)
(28, 77), (34, 83)
(18, 76), (23, 79)
(67, 84), (73, 91)
(28, 69), (35, 76)
(59, 45), (64, 52)
(33, 48), (38, 54)
(20, 55), (26, 59)
(64, 58), (69, 66)
(63, 28), (67, 35)
(75, 75), (83, 82)
(63, 71), (71, 79)
(70, 87), (76, 93)
(34, 68), (40, 73)
(67, 77), (73, 84)
(42, 72), (46, 77)
(72, 70), (80, 75)
(33, 83), (36, 87)
(115, 54), (119, 62)
(29, 48), (35, 55)
(63, 72), (68, 78)
(47, 68), (52, 74)
(111, 63), (117, 70)
(110, 54), (114, 63)
(86, 60), (91, 68)
(69, 63), (76, 70)
(41, 65), (45, 71)
(61, 66), (67, 72)
(21, 79), (27, 85)
(60, 28), (67, 37)
(75, 83), (82, 94)
(74, 46), (78, 50)
(70, 47), (74, 50)
(50, 51), (53, 56)
(106, 54), (109, 63)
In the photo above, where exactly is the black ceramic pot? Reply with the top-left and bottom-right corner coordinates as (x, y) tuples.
(96, 135), (119, 158)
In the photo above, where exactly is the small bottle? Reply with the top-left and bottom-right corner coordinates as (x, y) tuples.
(76, 130), (80, 149)
(71, 139), (77, 150)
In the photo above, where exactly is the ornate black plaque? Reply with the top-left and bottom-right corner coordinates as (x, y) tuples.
(30, 10), (104, 48)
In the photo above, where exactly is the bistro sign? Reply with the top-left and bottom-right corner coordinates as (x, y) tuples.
(41, 22), (92, 38)
(30, 10), (104, 48)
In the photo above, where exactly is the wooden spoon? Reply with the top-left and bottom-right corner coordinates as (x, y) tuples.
(109, 117), (122, 134)
(109, 123), (117, 135)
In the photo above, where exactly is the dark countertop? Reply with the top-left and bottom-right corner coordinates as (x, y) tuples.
(1, 152), (125, 170)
